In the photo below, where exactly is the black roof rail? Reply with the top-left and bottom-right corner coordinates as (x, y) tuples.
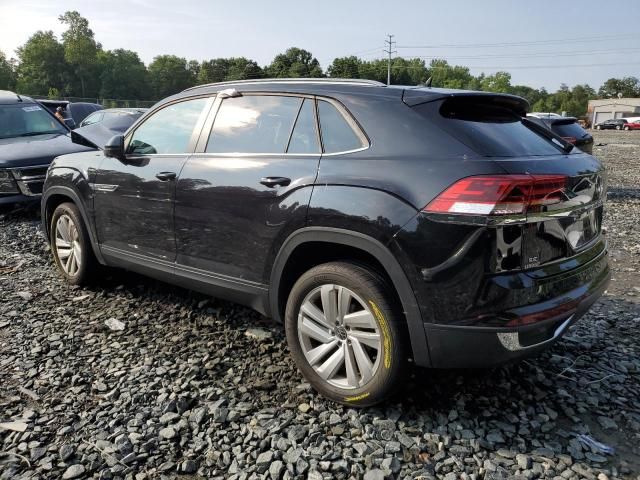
(183, 78), (386, 92)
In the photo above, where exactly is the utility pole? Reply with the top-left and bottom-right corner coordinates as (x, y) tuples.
(384, 34), (396, 86)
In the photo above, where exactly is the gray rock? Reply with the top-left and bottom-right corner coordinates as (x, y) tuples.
(363, 469), (386, 480)
(269, 460), (285, 479)
(159, 427), (177, 439)
(62, 464), (85, 479)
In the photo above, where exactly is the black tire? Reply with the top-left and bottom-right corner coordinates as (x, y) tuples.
(596, 125), (601, 130)
(50, 202), (98, 285)
(624, 126), (630, 131)
(285, 261), (406, 407)
(616, 125), (622, 130)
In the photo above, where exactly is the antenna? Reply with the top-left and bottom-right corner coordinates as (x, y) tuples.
(384, 34), (397, 86)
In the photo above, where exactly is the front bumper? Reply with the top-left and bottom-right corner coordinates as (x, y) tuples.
(0, 165), (48, 205)
(423, 246), (610, 368)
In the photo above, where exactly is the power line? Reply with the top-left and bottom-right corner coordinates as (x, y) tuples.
(383, 34), (397, 85)
(403, 47), (640, 60)
(396, 33), (640, 49)
(371, 61), (640, 71)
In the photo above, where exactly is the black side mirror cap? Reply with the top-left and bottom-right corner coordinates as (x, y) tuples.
(104, 134), (125, 160)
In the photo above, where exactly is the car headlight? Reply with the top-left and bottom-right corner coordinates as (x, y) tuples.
(0, 170), (19, 194)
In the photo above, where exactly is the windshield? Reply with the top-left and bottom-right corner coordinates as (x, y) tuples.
(0, 104), (67, 139)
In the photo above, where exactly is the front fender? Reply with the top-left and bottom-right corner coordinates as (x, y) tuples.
(41, 166), (105, 264)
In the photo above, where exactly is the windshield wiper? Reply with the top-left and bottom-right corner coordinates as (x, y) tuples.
(16, 131), (62, 137)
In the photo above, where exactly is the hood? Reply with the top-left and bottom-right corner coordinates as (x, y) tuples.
(0, 133), (95, 168)
(72, 123), (123, 151)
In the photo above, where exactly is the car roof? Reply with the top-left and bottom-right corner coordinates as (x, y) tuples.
(100, 107), (148, 115)
(173, 78), (529, 112)
(0, 90), (36, 105)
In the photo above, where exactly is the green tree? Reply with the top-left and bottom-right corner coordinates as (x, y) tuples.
(15, 31), (68, 95)
(59, 11), (99, 97)
(0, 51), (16, 90)
(327, 56), (361, 78)
(197, 57), (262, 84)
(598, 77), (640, 98)
(428, 59), (474, 89)
(480, 71), (512, 93)
(267, 48), (323, 78)
(98, 49), (148, 100)
(148, 55), (195, 98)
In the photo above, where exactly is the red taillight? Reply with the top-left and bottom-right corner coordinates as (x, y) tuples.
(424, 174), (568, 216)
(561, 136), (577, 144)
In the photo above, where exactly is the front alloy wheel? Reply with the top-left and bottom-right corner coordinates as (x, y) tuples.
(50, 202), (97, 285)
(54, 214), (82, 276)
(286, 261), (406, 406)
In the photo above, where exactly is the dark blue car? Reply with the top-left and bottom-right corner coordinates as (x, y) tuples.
(0, 91), (93, 204)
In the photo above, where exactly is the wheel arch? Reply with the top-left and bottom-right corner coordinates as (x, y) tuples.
(41, 185), (105, 265)
(270, 227), (431, 366)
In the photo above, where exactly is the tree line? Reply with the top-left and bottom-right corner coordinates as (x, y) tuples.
(1, 11), (639, 117)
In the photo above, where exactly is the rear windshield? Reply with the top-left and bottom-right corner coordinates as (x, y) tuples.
(424, 97), (565, 157)
(551, 121), (587, 139)
(0, 104), (67, 139)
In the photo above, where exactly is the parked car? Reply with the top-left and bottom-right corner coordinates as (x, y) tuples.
(42, 79), (610, 405)
(623, 120), (640, 131)
(594, 118), (628, 130)
(39, 99), (103, 129)
(526, 114), (594, 154)
(74, 108), (148, 147)
(0, 91), (94, 204)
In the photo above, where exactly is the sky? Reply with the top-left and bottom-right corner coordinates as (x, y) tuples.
(1, 0), (639, 91)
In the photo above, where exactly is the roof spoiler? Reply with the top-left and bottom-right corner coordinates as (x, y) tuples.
(402, 89), (529, 117)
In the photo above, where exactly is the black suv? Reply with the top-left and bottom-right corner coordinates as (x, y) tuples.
(0, 91), (93, 204)
(594, 118), (628, 130)
(42, 79), (610, 405)
(526, 114), (594, 154)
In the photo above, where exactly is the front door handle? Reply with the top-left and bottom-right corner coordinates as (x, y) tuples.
(260, 176), (291, 188)
(156, 171), (177, 181)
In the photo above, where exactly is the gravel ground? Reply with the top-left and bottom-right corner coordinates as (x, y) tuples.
(1, 131), (639, 480)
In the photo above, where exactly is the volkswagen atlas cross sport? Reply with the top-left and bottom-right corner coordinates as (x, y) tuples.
(41, 79), (610, 406)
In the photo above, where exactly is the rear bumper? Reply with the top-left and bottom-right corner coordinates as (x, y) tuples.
(422, 245), (610, 368)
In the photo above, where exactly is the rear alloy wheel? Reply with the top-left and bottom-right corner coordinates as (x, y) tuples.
(616, 125), (622, 130)
(596, 125), (601, 130)
(624, 126), (630, 131)
(285, 262), (406, 406)
(50, 202), (97, 285)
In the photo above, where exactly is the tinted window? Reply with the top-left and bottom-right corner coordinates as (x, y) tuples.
(207, 95), (301, 153)
(552, 122), (588, 139)
(317, 100), (363, 153)
(426, 98), (564, 157)
(102, 112), (143, 132)
(287, 99), (320, 154)
(81, 111), (103, 126)
(128, 98), (207, 155)
(0, 104), (66, 139)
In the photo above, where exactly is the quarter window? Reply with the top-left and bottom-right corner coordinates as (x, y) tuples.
(317, 100), (364, 153)
(207, 95), (301, 154)
(128, 98), (208, 155)
(287, 99), (320, 154)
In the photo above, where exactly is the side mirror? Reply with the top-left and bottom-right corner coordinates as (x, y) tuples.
(104, 135), (125, 160)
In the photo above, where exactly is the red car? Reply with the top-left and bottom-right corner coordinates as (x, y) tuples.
(623, 120), (640, 130)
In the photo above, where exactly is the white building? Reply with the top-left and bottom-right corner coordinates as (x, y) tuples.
(588, 98), (640, 125)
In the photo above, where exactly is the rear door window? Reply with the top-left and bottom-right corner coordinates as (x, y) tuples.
(317, 100), (365, 153)
(425, 97), (564, 157)
(206, 95), (301, 154)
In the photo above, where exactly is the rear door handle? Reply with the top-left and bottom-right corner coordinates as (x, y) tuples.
(260, 176), (291, 188)
(156, 171), (177, 181)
